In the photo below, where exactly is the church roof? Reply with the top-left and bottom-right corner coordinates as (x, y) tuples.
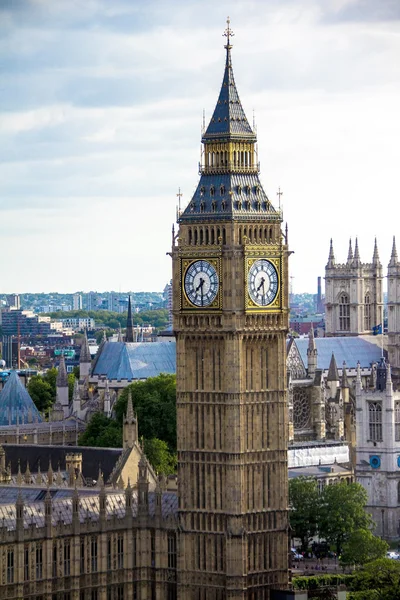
(202, 43), (255, 141)
(0, 371), (43, 426)
(295, 336), (384, 371)
(92, 342), (176, 381)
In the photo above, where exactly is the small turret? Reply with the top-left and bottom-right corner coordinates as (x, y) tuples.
(356, 361), (362, 393)
(372, 237), (381, 266)
(307, 325), (317, 378)
(138, 455), (149, 515)
(389, 236), (399, 268)
(327, 353), (339, 398)
(79, 331), (91, 378)
(123, 390), (138, 449)
(327, 239), (335, 268)
(125, 296), (134, 343)
(341, 361), (350, 405)
(56, 354), (69, 416)
(72, 379), (81, 415)
(376, 357), (387, 391)
(353, 237), (361, 266)
(347, 239), (353, 264)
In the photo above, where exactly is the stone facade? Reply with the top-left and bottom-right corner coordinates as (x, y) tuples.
(171, 28), (289, 600)
(325, 238), (383, 337)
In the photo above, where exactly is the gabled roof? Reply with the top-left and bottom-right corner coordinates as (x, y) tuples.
(0, 371), (42, 426)
(92, 342), (176, 381)
(202, 45), (256, 141)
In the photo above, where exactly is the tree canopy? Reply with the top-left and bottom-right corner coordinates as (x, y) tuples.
(350, 558), (400, 600)
(27, 368), (58, 414)
(78, 413), (122, 448)
(319, 481), (373, 554)
(340, 529), (388, 567)
(289, 477), (320, 551)
(44, 308), (169, 330)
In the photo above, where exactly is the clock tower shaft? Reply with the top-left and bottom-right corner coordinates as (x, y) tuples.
(172, 26), (289, 600)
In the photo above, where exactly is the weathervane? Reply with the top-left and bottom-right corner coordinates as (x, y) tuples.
(277, 187), (283, 210)
(223, 16), (234, 48)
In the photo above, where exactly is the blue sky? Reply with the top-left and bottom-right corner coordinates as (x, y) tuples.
(1, 0), (400, 293)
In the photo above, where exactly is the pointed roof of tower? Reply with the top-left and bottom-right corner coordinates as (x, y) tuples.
(56, 354), (68, 387)
(347, 239), (353, 263)
(0, 371), (43, 426)
(202, 20), (255, 142)
(307, 325), (316, 354)
(80, 331), (91, 364)
(125, 390), (135, 424)
(327, 239), (335, 267)
(389, 236), (399, 267)
(372, 237), (381, 265)
(327, 353), (339, 382)
(341, 361), (349, 388)
(353, 237), (361, 264)
(125, 296), (134, 343)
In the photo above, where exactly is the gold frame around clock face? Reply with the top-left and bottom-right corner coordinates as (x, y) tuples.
(181, 257), (221, 310)
(245, 256), (282, 312)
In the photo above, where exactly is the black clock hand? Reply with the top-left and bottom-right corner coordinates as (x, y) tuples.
(256, 276), (265, 292)
(195, 278), (205, 292)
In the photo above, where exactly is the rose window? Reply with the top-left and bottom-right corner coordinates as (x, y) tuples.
(293, 389), (311, 429)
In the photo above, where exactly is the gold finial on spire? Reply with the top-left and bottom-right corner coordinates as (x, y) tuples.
(223, 16), (234, 48)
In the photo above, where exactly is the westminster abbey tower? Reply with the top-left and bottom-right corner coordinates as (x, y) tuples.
(172, 22), (290, 600)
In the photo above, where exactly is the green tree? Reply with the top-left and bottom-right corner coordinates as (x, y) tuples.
(27, 377), (54, 414)
(43, 368), (58, 398)
(351, 558), (400, 600)
(78, 413), (122, 448)
(68, 373), (75, 402)
(115, 374), (176, 451)
(340, 530), (388, 567)
(143, 438), (177, 475)
(319, 481), (373, 554)
(289, 476), (320, 552)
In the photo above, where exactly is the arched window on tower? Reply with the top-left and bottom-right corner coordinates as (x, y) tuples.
(364, 293), (371, 331)
(368, 401), (382, 441)
(339, 294), (350, 331)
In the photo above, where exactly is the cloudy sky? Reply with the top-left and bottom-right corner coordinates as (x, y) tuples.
(1, 0), (400, 294)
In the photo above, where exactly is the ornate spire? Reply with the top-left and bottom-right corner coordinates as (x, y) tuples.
(372, 237), (381, 266)
(327, 239), (335, 267)
(126, 390), (134, 424)
(202, 18), (255, 142)
(56, 354), (68, 388)
(307, 325), (316, 353)
(327, 353), (339, 382)
(356, 361), (362, 391)
(389, 236), (399, 267)
(347, 239), (353, 263)
(80, 331), (91, 364)
(353, 237), (361, 264)
(341, 361), (349, 389)
(125, 296), (134, 343)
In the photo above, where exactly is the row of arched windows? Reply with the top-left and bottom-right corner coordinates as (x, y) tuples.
(205, 150), (253, 169)
(187, 227), (226, 246)
(338, 292), (372, 331)
(238, 226), (275, 244)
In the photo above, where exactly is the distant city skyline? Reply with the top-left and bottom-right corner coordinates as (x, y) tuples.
(1, 0), (399, 293)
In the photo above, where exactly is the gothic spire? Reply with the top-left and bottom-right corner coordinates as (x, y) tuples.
(80, 330), (91, 364)
(389, 236), (399, 267)
(341, 361), (349, 389)
(125, 296), (134, 343)
(126, 390), (134, 424)
(56, 354), (68, 388)
(347, 239), (353, 263)
(327, 239), (335, 268)
(353, 237), (361, 264)
(327, 353), (339, 382)
(202, 18), (255, 143)
(372, 237), (381, 266)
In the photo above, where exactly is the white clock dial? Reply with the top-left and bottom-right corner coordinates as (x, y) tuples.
(248, 259), (279, 306)
(184, 260), (219, 307)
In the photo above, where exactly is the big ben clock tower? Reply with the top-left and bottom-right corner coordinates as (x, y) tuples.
(172, 21), (289, 600)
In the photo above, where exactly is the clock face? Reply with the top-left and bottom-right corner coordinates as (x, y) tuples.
(184, 260), (219, 307)
(248, 259), (279, 306)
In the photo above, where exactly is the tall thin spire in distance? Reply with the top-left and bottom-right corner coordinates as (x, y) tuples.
(56, 354), (68, 388)
(389, 236), (399, 267)
(347, 239), (353, 263)
(125, 296), (134, 343)
(372, 237), (381, 265)
(353, 237), (361, 264)
(327, 239), (335, 267)
(80, 330), (91, 364)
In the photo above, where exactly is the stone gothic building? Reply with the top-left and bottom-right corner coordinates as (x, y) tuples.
(325, 238), (384, 337)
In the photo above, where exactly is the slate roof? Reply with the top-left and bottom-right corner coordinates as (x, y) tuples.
(0, 490), (178, 530)
(202, 46), (255, 141)
(3, 444), (125, 483)
(295, 336), (384, 370)
(179, 172), (281, 223)
(92, 342), (176, 381)
(0, 371), (42, 426)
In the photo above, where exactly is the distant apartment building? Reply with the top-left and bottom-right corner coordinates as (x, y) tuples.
(86, 291), (98, 311)
(60, 317), (95, 331)
(72, 293), (83, 310)
(6, 294), (20, 309)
